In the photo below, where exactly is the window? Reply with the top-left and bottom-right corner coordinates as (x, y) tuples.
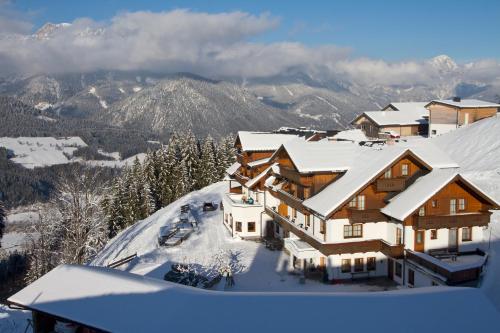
(401, 163), (409, 176)
(418, 206), (425, 216)
(416, 230), (424, 244)
(235, 222), (242, 232)
(292, 208), (297, 218)
(248, 222), (256, 232)
(430, 229), (437, 240)
(431, 200), (438, 208)
(408, 269), (415, 286)
(384, 168), (392, 179)
(354, 258), (364, 272)
(462, 227), (472, 241)
(320, 220), (326, 234)
(395, 262), (402, 278)
(450, 199), (457, 215)
(344, 224), (363, 238)
(431, 281), (439, 286)
(396, 228), (402, 245)
(275, 223), (280, 234)
(341, 259), (351, 273)
(305, 215), (310, 227)
(458, 198), (466, 211)
(348, 197), (357, 208)
(367, 257), (376, 271)
(357, 195), (366, 210)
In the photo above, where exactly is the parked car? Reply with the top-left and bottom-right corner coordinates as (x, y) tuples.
(158, 225), (179, 246)
(203, 202), (217, 212)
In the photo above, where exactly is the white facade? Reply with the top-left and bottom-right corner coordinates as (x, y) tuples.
(429, 123), (457, 137)
(404, 226), (484, 252)
(222, 191), (268, 238)
(326, 251), (388, 280)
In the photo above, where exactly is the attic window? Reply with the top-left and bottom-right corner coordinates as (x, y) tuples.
(384, 169), (392, 179)
(349, 197), (357, 208)
(401, 163), (409, 176)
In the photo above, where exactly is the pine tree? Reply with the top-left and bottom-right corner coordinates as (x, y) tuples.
(216, 134), (236, 180)
(142, 150), (161, 211)
(179, 131), (201, 191)
(0, 200), (5, 248)
(199, 135), (218, 188)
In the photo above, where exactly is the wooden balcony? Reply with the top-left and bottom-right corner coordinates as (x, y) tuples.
(347, 208), (387, 224)
(406, 250), (484, 285)
(265, 206), (403, 258)
(273, 189), (305, 211)
(414, 212), (491, 230)
(376, 178), (406, 192)
(234, 172), (250, 185)
(280, 167), (311, 187)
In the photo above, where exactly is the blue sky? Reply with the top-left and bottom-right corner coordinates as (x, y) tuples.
(12, 0), (500, 62)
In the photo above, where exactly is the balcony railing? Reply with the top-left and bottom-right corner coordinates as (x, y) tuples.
(406, 250), (484, 285)
(265, 206), (404, 258)
(414, 212), (490, 229)
(225, 193), (262, 208)
(234, 172), (250, 185)
(347, 208), (387, 224)
(376, 178), (406, 192)
(273, 189), (305, 210)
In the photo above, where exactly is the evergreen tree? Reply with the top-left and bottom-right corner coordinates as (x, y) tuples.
(199, 135), (218, 188)
(179, 131), (201, 191)
(142, 150), (162, 211)
(216, 134), (236, 180)
(0, 200), (5, 248)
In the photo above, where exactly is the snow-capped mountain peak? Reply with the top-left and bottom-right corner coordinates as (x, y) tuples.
(428, 54), (459, 73)
(33, 22), (72, 40)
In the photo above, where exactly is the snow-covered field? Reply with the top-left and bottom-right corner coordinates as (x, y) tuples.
(0, 137), (86, 168)
(84, 153), (147, 168)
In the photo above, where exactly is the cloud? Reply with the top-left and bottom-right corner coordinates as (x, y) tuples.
(0, 8), (499, 87)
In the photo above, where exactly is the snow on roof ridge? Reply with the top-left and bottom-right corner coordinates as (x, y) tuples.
(237, 131), (300, 152)
(428, 99), (500, 108)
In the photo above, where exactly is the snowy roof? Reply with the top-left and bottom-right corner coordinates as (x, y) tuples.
(225, 162), (241, 176)
(237, 131), (299, 152)
(276, 140), (359, 173)
(303, 147), (411, 217)
(247, 157), (271, 168)
(381, 169), (500, 221)
(356, 109), (428, 126)
(397, 140), (459, 169)
(330, 129), (368, 142)
(427, 99), (500, 108)
(245, 163), (277, 188)
(383, 102), (428, 113)
(8, 264), (500, 333)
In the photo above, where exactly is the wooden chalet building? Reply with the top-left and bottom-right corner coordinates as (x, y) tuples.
(222, 131), (300, 239)
(226, 134), (499, 287)
(352, 102), (428, 138)
(426, 98), (500, 137)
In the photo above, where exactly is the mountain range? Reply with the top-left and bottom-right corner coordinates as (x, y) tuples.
(0, 23), (499, 139)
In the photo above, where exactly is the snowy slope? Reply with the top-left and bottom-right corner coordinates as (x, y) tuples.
(0, 136), (86, 168)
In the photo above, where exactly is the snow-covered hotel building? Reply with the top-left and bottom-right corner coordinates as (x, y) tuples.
(225, 132), (499, 287)
(352, 99), (499, 139)
(222, 131), (300, 239)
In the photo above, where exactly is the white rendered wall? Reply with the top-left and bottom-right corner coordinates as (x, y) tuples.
(326, 251), (387, 280)
(429, 123), (457, 137)
(326, 219), (394, 244)
(222, 194), (264, 238)
(404, 226), (485, 252)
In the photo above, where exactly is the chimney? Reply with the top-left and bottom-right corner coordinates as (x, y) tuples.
(452, 96), (461, 102)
